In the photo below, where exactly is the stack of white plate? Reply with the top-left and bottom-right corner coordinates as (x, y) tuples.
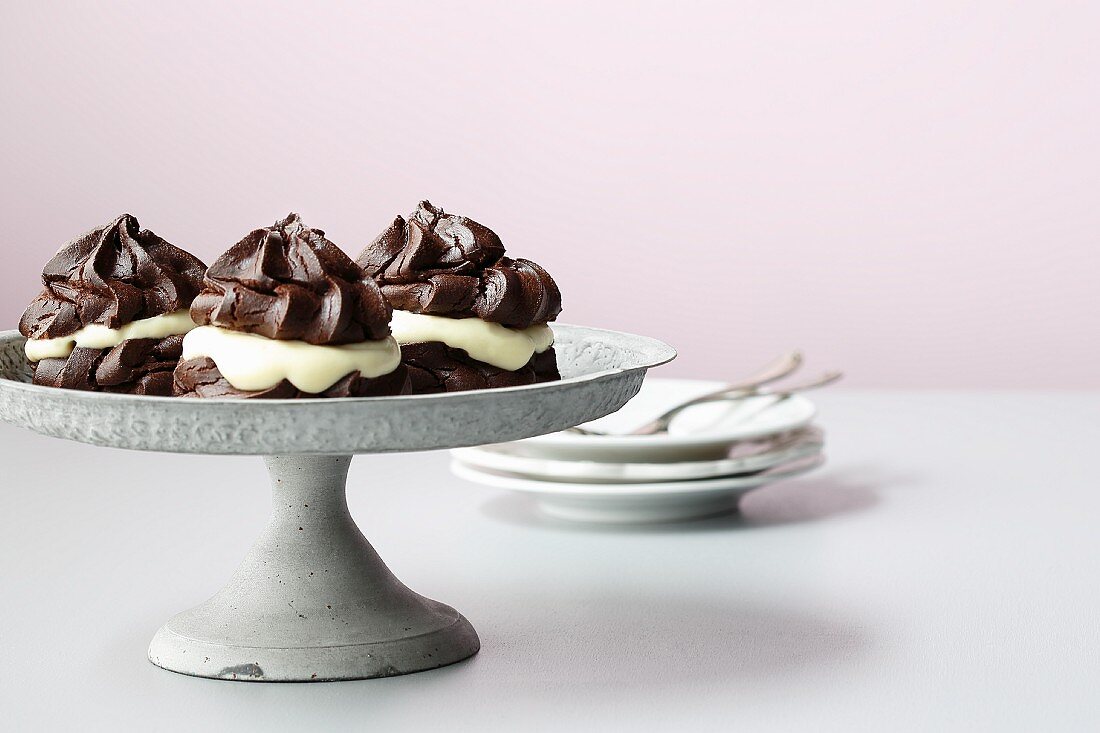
(451, 378), (826, 524)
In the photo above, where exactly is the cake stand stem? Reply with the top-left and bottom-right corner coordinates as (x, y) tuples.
(148, 454), (480, 682)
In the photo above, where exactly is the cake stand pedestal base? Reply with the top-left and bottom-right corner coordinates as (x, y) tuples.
(148, 455), (479, 682)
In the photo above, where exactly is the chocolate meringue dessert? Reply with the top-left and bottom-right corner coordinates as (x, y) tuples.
(174, 214), (410, 398)
(19, 214), (207, 395)
(357, 201), (561, 393)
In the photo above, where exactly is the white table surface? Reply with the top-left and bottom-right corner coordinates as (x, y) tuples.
(2, 390), (1098, 731)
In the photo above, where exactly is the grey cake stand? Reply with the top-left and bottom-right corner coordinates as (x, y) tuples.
(0, 324), (673, 682)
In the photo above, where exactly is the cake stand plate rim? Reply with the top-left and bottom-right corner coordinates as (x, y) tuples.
(0, 323), (675, 455)
(0, 322), (675, 405)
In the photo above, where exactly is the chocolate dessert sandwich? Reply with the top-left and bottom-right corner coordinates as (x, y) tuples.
(19, 214), (207, 395)
(357, 201), (561, 394)
(174, 213), (410, 398)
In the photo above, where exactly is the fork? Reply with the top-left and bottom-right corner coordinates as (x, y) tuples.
(567, 351), (816, 437)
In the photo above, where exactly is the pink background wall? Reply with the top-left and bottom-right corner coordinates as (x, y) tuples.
(1, 1), (1095, 388)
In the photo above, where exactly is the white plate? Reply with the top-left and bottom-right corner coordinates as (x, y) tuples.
(508, 378), (817, 462)
(452, 455), (824, 524)
(452, 427), (824, 483)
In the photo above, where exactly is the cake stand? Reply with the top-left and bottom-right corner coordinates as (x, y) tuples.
(0, 324), (673, 682)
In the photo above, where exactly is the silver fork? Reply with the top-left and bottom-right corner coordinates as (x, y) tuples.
(567, 351), (810, 437)
(622, 370), (842, 436)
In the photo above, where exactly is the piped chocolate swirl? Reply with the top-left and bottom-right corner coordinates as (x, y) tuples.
(19, 214), (206, 396)
(176, 214), (409, 398)
(19, 214), (206, 340)
(190, 213), (392, 345)
(359, 201), (561, 329)
(357, 201), (562, 394)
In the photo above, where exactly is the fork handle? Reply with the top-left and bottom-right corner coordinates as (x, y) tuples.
(653, 352), (804, 417)
(629, 370), (843, 436)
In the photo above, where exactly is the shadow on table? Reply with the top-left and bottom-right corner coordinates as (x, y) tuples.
(112, 594), (873, 720)
(461, 590), (874, 692)
(478, 468), (890, 534)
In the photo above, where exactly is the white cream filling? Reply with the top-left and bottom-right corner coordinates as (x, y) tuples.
(388, 310), (554, 371)
(24, 310), (197, 362)
(182, 326), (402, 394)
